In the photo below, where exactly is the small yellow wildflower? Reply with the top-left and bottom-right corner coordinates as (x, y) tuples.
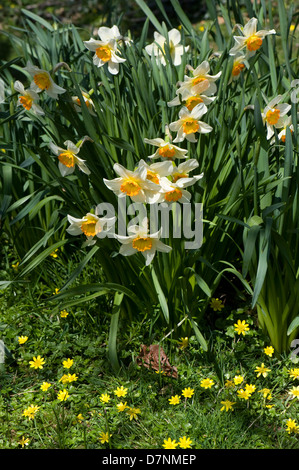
(237, 389), (251, 400)
(234, 319), (250, 336)
(53, 288), (60, 295)
(77, 414), (84, 422)
(11, 261), (20, 269)
(210, 298), (224, 311)
(59, 373), (78, 384)
(181, 387), (194, 398)
(40, 382), (51, 391)
(169, 395), (181, 405)
(289, 368), (299, 380)
(29, 355), (45, 369)
(62, 358), (73, 369)
(178, 337), (189, 349)
(127, 407), (141, 420)
(178, 436), (193, 448)
(19, 436), (30, 447)
(245, 383), (256, 394)
(99, 431), (112, 444)
(264, 346), (274, 357)
(57, 389), (69, 401)
(258, 388), (271, 398)
(163, 438), (178, 449)
(225, 379), (235, 388)
(289, 386), (299, 398)
(285, 418), (299, 433)
(114, 386), (128, 397)
(233, 375), (244, 385)
(18, 336), (28, 345)
(255, 363), (271, 378)
(116, 401), (128, 412)
(100, 393), (111, 404)
(60, 310), (69, 318)
(50, 249), (59, 258)
(200, 378), (215, 389)
(22, 404), (39, 420)
(220, 400), (236, 411)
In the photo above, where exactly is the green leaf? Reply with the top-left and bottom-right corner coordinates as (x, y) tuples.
(287, 317), (299, 336)
(151, 266), (169, 324)
(108, 292), (124, 373)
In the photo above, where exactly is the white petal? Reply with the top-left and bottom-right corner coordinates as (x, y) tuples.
(168, 28), (181, 45)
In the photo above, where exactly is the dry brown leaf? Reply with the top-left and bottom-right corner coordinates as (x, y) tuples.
(136, 344), (178, 378)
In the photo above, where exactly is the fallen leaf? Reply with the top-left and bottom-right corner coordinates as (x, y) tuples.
(136, 344), (178, 378)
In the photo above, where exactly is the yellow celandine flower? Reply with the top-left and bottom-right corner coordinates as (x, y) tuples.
(62, 358), (74, 369)
(22, 404), (40, 420)
(289, 386), (299, 398)
(18, 336), (28, 345)
(229, 17), (276, 59)
(169, 395), (181, 405)
(40, 382), (51, 391)
(114, 386), (128, 397)
(59, 373), (78, 384)
(100, 393), (111, 404)
(29, 355), (45, 369)
(126, 407), (141, 420)
(233, 375), (244, 385)
(209, 298), (224, 311)
(60, 310), (69, 318)
(220, 400), (236, 411)
(178, 337), (189, 349)
(289, 368), (299, 380)
(50, 248), (59, 258)
(99, 431), (112, 444)
(255, 363), (271, 378)
(19, 436), (30, 447)
(286, 418), (299, 434)
(53, 288), (60, 295)
(225, 379), (235, 388)
(163, 438), (178, 449)
(245, 383), (256, 394)
(234, 319), (250, 336)
(57, 389), (69, 401)
(264, 346), (274, 357)
(237, 389), (251, 400)
(181, 387), (194, 398)
(178, 436), (193, 449)
(77, 414), (84, 422)
(116, 402), (128, 412)
(23, 61), (66, 99)
(11, 261), (19, 269)
(200, 378), (215, 389)
(258, 388), (271, 398)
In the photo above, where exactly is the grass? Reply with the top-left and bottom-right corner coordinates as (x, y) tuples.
(1, 240), (299, 449)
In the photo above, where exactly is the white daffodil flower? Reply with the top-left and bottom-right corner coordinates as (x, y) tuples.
(135, 159), (174, 203)
(115, 217), (172, 266)
(66, 212), (116, 247)
(176, 61), (222, 97)
(23, 61), (66, 99)
(261, 95), (291, 140)
(97, 25), (132, 46)
(158, 176), (194, 203)
(270, 115), (294, 143)
(103, 162), (162, 203)
(72, 91), (96, 116)
(144, 136), (188, 160)
(229, 17), (276, 58)
(84, 27), (126, 75)
(49, 140), (91, 177)
(169, 103), (212, 143)
(14, 81), (45, 115)
(171, 159), (204, 185)
(145, 28), (189, 66)
(230, 54), (248, 82)
(167, 87), (216, 111)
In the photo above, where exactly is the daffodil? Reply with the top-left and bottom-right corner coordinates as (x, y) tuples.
(261, 96), (291, 140)
(23, 61), (66, 99)
(169, 103), (212, 143)
(175, 60), (222, 97)
(14, 81), (44, 115)
(167, 85), (216, 111)
(230, 54), (247, 81)
(66, 211), (116, 247)
(144, 136), (188, 160)
(273, 115), (294, 143)
(170, 159), (204, 185)
(72, 90), (96, 116)
(141, 159), (174, 187)
(97, 25), (132, 46)
(103, 162), (162, 203)
(229, 17), (276, 58)
(115, 217), (171, 266)
(49, 140), (91, 177)
(84, 27), (126, 75)
(145, 28), (189, 66)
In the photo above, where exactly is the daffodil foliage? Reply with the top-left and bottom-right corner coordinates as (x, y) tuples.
(0, 0), (298, 363)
